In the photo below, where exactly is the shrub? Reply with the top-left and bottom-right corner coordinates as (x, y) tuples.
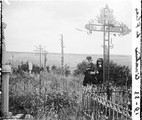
(64, 64), (71, 77)
(73, 60), (88, 76)
(32, 64), (40, 74)
(51, 65), (57, 71)
(16, 62), (45, 74)
(109, 61), (132, 87)
(73, 60), (132, 87)
(46, 66), (50, 72)
(51, 65), (71, 77)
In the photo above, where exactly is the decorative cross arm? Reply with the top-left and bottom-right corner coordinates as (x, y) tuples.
(85, 4), (131, 36)
(85, 23), (131, 36)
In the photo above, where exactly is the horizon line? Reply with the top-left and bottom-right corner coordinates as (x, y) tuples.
(6, 50), (132, 56)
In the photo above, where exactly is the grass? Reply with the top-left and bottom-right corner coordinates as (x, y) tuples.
(8, 69), (132, 120)
(9, 72), (84, 120)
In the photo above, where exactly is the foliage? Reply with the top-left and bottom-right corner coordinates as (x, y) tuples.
(32, 64), (44, 74)
(46, 66), (50, 72)
(51, 65), (57, 71)
(64, 64), (71, 77)
(9, 72), (82, 119)
(13, 61), (71, 76)
(2, 58), (132, 119)
(20, 61), (29, 72)
(109, 60), (132, 86)
(51, 65), (71, 77)
(73, 60), (132, 87)
(73, 60), (89, 76)
(16, 62), (45, 74)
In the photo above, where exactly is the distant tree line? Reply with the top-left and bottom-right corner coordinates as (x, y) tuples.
(15, 61), (44, 74)
(11, 59), (132, 87)
(13, 61), (71, 77)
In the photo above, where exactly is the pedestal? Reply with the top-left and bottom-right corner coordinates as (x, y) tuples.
(2, 65), (11, 118)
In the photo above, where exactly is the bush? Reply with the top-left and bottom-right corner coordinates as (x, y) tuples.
(51, 65), (71, 77)
(51, 65), (57, 71)
(16, 62), (45, 74)
(73, 60), (132, 87)
(109, 61), (132, 86)
(20, 61), (29, 72)
(32, 64), (41, 74)
(73, 60), (88, 76)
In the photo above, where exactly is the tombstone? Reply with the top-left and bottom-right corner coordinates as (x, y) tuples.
(28, 61), (33, 74)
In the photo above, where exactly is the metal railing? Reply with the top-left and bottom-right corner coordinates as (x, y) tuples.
(82, 85), (132, 120)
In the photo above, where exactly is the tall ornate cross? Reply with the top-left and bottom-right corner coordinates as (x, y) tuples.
(85, 4), (131, 85)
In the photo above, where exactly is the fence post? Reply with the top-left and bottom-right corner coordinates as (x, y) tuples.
(120, 113), (123, 120)
(116, 111), (119, 120)
(82, 92), (85, 112)
(112, 109), (115, 120)
(109, 107), (111, 119)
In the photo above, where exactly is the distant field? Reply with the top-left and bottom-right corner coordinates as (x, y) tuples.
(6, 51), (132, 72)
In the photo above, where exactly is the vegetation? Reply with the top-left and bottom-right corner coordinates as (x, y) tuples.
(109, 60), (132, 86)
(73, 60), (88, 76)
(73, 60), (132, 87)
(0, 58), (132, 119)
(15, 61), (71, 77)
(9, 71), (83, 119)
(16, 62), (44, 74)
(51, 64), (71, 77)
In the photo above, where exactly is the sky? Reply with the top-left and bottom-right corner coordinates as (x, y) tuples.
(3, 0), (132, 55)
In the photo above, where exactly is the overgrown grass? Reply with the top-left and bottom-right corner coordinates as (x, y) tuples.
(9, 72), (84, 120)
(9, 70), (132, 120)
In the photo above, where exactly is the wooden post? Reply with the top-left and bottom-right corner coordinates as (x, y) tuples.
(108, 22), (110, 85)
(112, 109), (115, 120)
(103, 19), (106, 84)
(116, 111), (118, 120)
(39, 45), (42, 95)
(43, 51), (48, 70)
(60, 34), (64, 75)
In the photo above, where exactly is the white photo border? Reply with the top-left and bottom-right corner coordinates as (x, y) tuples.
(132, 0), (141, 120)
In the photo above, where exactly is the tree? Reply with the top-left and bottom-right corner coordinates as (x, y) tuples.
(64, 64), (71, 77)
(16, 62), (44, 74)
(32, 64), (40, 74)
(73, 60), (89, 76)
(20, 61), (29, 72)
(51, 65), (71, 76)
(51, 65), (57, 71)
(73, 60), (132, 87)
(108, 61), (132, 86)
